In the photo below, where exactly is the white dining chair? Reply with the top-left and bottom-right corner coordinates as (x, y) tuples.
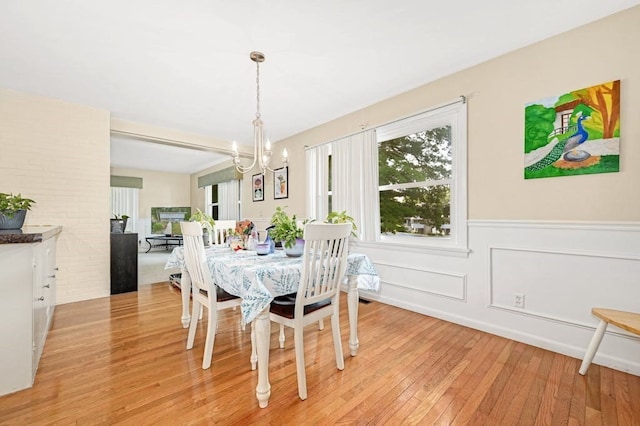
(180, 221), (248, 369)
(269, 222), (352, 400)
(211, 220), (237, 245)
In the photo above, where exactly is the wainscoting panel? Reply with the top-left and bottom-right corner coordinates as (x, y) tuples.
(375, 261), (466, 301)
(488, 245), (640, 328)
(356, 220), (640, 375)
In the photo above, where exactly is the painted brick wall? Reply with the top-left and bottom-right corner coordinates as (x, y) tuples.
(0, 88), (111, 304)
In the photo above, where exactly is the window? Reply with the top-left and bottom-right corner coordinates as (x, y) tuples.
(205, 180), (241, 221)
(376, 101), (467, 248)
(209, 184), (219, 220)
(307, 97), (467, 252)
(378, 125), (452, 238)
(110, 187), (138, 232)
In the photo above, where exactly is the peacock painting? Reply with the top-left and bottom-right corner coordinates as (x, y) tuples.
(524, 80), (620, 179)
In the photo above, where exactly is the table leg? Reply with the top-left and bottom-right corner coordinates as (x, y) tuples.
(180, 267), (191, 328)
(255, 307), (271, 408)
(347, 275), (359, 356)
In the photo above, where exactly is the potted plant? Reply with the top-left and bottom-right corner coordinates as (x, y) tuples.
(189, 209), (215, 246)
(110, 214), (130, 233)
(269, 206), (305, 256)
(0, 192), (36, 230)
(325, 210), (358, 238)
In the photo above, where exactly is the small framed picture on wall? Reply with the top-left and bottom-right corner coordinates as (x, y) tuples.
(252, 173), (264, 202)
(274, 167), (288, 199)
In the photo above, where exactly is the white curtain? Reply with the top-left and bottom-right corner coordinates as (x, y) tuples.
(331, 129), (379, 242)
(305, 144), (330, 221)
(218, 180), (240, 220)
(110, 187), (139, 232)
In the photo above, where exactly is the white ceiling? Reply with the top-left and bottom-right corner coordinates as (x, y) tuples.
(2, 1), (639, 173)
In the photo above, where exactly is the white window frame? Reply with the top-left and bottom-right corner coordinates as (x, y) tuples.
(376, 101), (467, 252)
(306, 98), (468, 256)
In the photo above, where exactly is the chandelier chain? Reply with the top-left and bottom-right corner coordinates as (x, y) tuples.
(255, 60), (261, 119)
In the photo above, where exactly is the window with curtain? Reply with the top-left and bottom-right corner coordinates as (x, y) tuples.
(110, 187), (139, 232)
(307, 98), (467, 251)
(205, 180), (241, 221)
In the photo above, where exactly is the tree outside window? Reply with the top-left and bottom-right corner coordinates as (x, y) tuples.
(378, 126), (452, 238)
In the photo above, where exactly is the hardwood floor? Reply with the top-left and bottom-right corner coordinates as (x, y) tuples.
(1, 283), (638, 425)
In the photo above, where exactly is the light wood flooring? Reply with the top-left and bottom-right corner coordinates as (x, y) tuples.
(1, 282), (638, 425)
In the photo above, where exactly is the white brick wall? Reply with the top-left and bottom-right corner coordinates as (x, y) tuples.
(0, 88), (111, 304)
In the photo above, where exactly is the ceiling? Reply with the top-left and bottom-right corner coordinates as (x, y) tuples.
(2, 1), (639, 173)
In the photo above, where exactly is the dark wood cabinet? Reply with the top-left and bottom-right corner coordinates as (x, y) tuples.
(110, 233), (138, 294)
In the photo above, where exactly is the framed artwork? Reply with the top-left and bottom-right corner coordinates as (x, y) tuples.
(524, 79), (620, 179)
(252, 173), (264, 202)
(274, 166), (288, 199)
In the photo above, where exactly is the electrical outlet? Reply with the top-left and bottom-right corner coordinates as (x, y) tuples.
(514, 293), (525, 308)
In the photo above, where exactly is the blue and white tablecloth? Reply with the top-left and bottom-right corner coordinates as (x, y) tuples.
(165, 247), (380, 323)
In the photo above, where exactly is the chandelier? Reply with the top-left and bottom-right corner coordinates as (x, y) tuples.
(232, 51), (288, 174)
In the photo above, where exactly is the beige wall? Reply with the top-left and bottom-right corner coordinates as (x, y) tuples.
(110, 167), (191, 219)
(243, 6), (640, 222)
(0, 88), (111, 304)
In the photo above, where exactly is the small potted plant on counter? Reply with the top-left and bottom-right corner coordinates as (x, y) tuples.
(269, 206), (306, 257)
(0, 192), (36, 230)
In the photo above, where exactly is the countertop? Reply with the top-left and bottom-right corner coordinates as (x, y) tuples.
(0, 225), (62, 244)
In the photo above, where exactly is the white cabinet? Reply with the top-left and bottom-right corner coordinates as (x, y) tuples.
(0, 226), (60, 397)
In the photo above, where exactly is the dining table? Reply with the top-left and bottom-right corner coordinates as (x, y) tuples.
(165, 245), (379, 408)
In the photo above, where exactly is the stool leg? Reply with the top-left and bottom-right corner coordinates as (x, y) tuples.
(579, 320), (608, 375)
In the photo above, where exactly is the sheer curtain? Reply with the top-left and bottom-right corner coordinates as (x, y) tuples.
(110, 187), (139, 232)
(306, 129), (379, 242)
(331, 130), (379, 242)
(218, 180), (240, 220)
(305, 144), (330, 221)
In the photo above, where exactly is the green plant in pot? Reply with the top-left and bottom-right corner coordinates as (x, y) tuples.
(0, 192), (36, 230)
(189, 209), (215, 246)
(269, 206), (305, 256)
(325, 210), (358, 238)
(111, 214), (130, 233)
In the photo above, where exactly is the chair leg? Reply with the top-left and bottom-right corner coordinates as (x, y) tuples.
(318, 319), (324, 330)
(186, 300), (201, 350)
(579, 319), (608, 375)
(279, 324), (285, 349)
(202, 306), (217, 370)
(331, 312), (345, 371)
(294, 325), (307, 400)
(250, 321), (257, 370)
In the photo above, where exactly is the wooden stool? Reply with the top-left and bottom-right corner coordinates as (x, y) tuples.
(579, 308), (640, 375)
